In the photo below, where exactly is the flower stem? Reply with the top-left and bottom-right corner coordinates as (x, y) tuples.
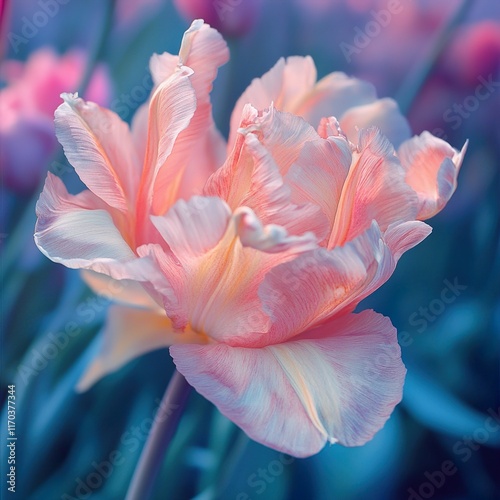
(125, 370), (193, 500)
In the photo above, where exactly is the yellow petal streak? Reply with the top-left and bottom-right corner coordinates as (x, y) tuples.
(269, 343), (339, 444)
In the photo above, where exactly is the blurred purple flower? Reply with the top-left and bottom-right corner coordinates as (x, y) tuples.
(173, 0), (263, 37)
(0, 48), (111, 195)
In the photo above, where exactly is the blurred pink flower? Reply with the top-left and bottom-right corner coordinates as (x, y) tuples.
(0, 48), (110, 195)
(173, 0), (263, 37)
(441, 20), (500, 88)
(35, 20), (466, 456)
(115, 0), (163, 30)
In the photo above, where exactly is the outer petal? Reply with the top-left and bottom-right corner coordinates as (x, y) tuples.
(34, 174), (147, 280)
(228, 56), (317, 149)
(137, 67), (197, 230)
(259, 221), (431, 344)
(131, 20), (228, 188)
(145, 20), (229, 215)
(142, 196), (316, 346)
(328, 128), (419, 248)
(398, 132), (467, 220)
(55, 93), (141, 212)
(77, 305), (200, 392)
(171, 310), (406, 457)
(339, 98), (411, 148)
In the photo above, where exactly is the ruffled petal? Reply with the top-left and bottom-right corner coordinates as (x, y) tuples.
(339, 98), (411, 148)
(171, 310), (405, 456)
(328, 128), (419, 248)
(398, 132), (468, 220)
(34, 174), (148, 280)
(55, 93), (141, 212)
(285, 135), (351, 238)
(228, 56), (317, 149)
(259, 221), (431, 344)
(144, 20), (229, 216)
(143, 196), (316, 345)
(138, 67), (197, 223)
(206, 106), (328, 239)
(77, 305), (196, 392)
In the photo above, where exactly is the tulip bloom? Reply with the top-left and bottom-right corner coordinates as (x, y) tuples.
(35, 20), (466, 456)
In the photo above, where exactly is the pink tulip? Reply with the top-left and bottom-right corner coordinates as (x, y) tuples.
(0, 48), (110, 195)
(34, 20), (466, 457)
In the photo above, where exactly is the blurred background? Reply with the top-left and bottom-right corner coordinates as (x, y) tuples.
(1, 0), (499, 499)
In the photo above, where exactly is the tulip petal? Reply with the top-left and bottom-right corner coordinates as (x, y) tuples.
(328, 128), (419, 248)
(229, 56), (317, 148)
(143, 196), (316, 345)
(34, 173), (145, 279)
(77, 305), (184, 392)
(171, 310), (405, 457)
(259, 220), (431, 344)
(398, 132), (467, 220)
(138, 67), (197, 222)
(339, 98), (411, 148)
(146, 20), (229, 215)
(285, 136), (351, 237)
(206, 106), (328, 239)
(55, 93), (141, 212)
(81, 270), (162, 311)
(295, 72), (377, 128)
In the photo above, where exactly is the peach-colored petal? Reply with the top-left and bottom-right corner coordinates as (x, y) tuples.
(259, 221), (431, 344)
(54, 93), (140, 212)
(143, 196), (316, 345)
(285, 135), (351, 238)
(171, 310), (405, 457)
(328, 128), (418, 248)
(206, 106), (328, 239)
(81, 270), (162, 311)
(339, 98), (411, 148)
(241, 105), (320, 176)
(77, 305), (192, 392)
(228, 56), (317, 149)
(34, 174), (146, 280)
(137, 67), (197, 227)
(294, 71), (377, 128)
(398, 132), (467, 220)
(143, 20), (229, 215)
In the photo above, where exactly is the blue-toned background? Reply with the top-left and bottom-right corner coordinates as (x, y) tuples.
(1, 1), (499, 499)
